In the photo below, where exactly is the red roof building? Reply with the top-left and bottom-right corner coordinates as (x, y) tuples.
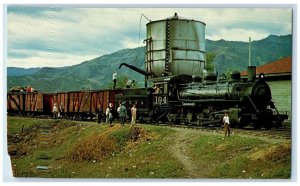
(240, 56), (292, 79)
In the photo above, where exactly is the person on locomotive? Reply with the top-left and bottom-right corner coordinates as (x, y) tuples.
(223, 111), (230, 137)
(96, 104), (103, 124)
(131, 104), (137, 124)
(126, 79), (135, 88)
(112, 71), (118, 89)
(153, 85), (162, 94)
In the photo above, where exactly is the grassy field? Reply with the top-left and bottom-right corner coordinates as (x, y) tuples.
(7, 117), (291, 179)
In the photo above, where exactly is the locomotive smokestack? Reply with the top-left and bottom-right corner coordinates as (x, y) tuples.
(248, 66), (256, 82)
(247, 37), (256, 81)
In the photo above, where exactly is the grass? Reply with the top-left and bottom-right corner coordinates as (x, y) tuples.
(188, 134), (291, 179)
(7, 117), (291, 179)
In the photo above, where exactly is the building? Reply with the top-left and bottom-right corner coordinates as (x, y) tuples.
(241, 56), (292, 120)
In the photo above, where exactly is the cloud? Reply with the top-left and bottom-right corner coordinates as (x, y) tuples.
(6, 7), (293, 68)
(8, 50), (98, 68)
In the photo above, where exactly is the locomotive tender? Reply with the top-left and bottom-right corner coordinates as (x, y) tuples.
(7, 13), (288, 129)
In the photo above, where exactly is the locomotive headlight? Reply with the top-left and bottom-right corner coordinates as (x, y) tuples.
(259, 73), (265, 79)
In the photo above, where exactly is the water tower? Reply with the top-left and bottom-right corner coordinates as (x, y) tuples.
(145, 13), (206, 79)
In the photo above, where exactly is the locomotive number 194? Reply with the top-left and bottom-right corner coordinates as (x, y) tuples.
(154, 95), (168, 105)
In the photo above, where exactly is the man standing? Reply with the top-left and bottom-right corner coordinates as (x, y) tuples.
(223, 111), (230, 137)
(53, 103), (58, 119)
(126, 79), (135, 88)
(119, 102), (127, 127)
(96, 104), (103, 124)
(59, 103), (65, 118)
(131, 104), (137, 125)
(112, 71), (118, 89)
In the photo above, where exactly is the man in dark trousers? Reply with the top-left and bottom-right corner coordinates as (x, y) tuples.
(126, 79), (135, 88)
(96, 104), (103, 124)
(112, 71), (118, 89)
(119, 102), (127, 127)
(223, 111), (230, 137)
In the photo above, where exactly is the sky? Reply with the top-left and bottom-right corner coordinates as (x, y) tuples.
(6, 6), (293, 68)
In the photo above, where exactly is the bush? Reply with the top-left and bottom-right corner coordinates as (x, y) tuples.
(67, 133), (117, 162)
(128, 126), (144, 141)
(67, 126), (147, 162)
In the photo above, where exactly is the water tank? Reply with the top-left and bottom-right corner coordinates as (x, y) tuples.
(145, 13), (206, 78)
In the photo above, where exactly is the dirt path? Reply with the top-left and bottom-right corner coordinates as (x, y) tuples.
(167, 127), (289, 178)
(168, 128), (201, 178)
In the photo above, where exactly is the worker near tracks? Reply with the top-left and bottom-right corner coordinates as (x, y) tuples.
(52, 103), (58, 119)
(108, 106), (114, 127)
(59, 103), (65, 118)
(131, 104), (137, 125)
(119, 102), (127, 127)
(126, 79), (135, 88)
(106, 103), (112, 123)
(117, 103), (122, 118)
(112, 71), (118, 89)
(223, 111), (230, 137)
(96, 104), (103, 124)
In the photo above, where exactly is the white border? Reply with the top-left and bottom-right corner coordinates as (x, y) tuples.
(1, 0), (299, 185)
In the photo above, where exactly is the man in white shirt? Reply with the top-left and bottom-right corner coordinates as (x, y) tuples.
(112, 72), (118, 89)
(222, 111), (230, 137)
(126, 79), (135, 88)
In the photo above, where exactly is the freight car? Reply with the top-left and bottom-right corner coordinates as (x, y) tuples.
(7, 91), (44, 115)
(7, 89), (122, 120)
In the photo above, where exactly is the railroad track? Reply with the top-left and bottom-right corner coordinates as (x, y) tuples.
(159, 122), (292, 140)
(8, 115), (292, 140)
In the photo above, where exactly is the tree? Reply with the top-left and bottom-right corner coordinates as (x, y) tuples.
(206, 52), (216, 72)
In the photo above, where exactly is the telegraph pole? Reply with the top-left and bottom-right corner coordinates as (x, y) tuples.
(249, 37), (251, 66)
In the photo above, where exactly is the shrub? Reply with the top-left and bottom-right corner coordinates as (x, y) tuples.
(67, 133), (117, 162)
(67, 125), (148, 162)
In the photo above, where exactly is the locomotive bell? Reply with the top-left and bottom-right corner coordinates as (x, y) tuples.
(145, 13), (206, 78)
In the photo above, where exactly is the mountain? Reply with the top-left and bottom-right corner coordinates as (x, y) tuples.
(7, 34), (292, 93)
(7, 67), (41, 77)
(8, 47), (145, 93)
(207, 34), (292, 75)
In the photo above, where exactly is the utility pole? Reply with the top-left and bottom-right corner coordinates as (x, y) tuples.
(249, 37), (251, 66)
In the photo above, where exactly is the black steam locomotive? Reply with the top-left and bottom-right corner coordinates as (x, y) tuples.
(118, 64), (288, 129)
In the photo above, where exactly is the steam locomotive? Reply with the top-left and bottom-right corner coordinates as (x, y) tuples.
(117, 13), (288, 129)
(116, 65), (287, 129)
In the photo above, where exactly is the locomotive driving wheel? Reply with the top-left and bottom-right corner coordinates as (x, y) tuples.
(238, 117), (246, 129)
(253, 119), (262, 130)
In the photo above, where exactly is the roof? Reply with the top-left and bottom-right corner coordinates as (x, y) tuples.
(240, 56), (292, 77)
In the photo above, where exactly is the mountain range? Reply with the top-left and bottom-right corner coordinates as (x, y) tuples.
(7, 34), (292, 93)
